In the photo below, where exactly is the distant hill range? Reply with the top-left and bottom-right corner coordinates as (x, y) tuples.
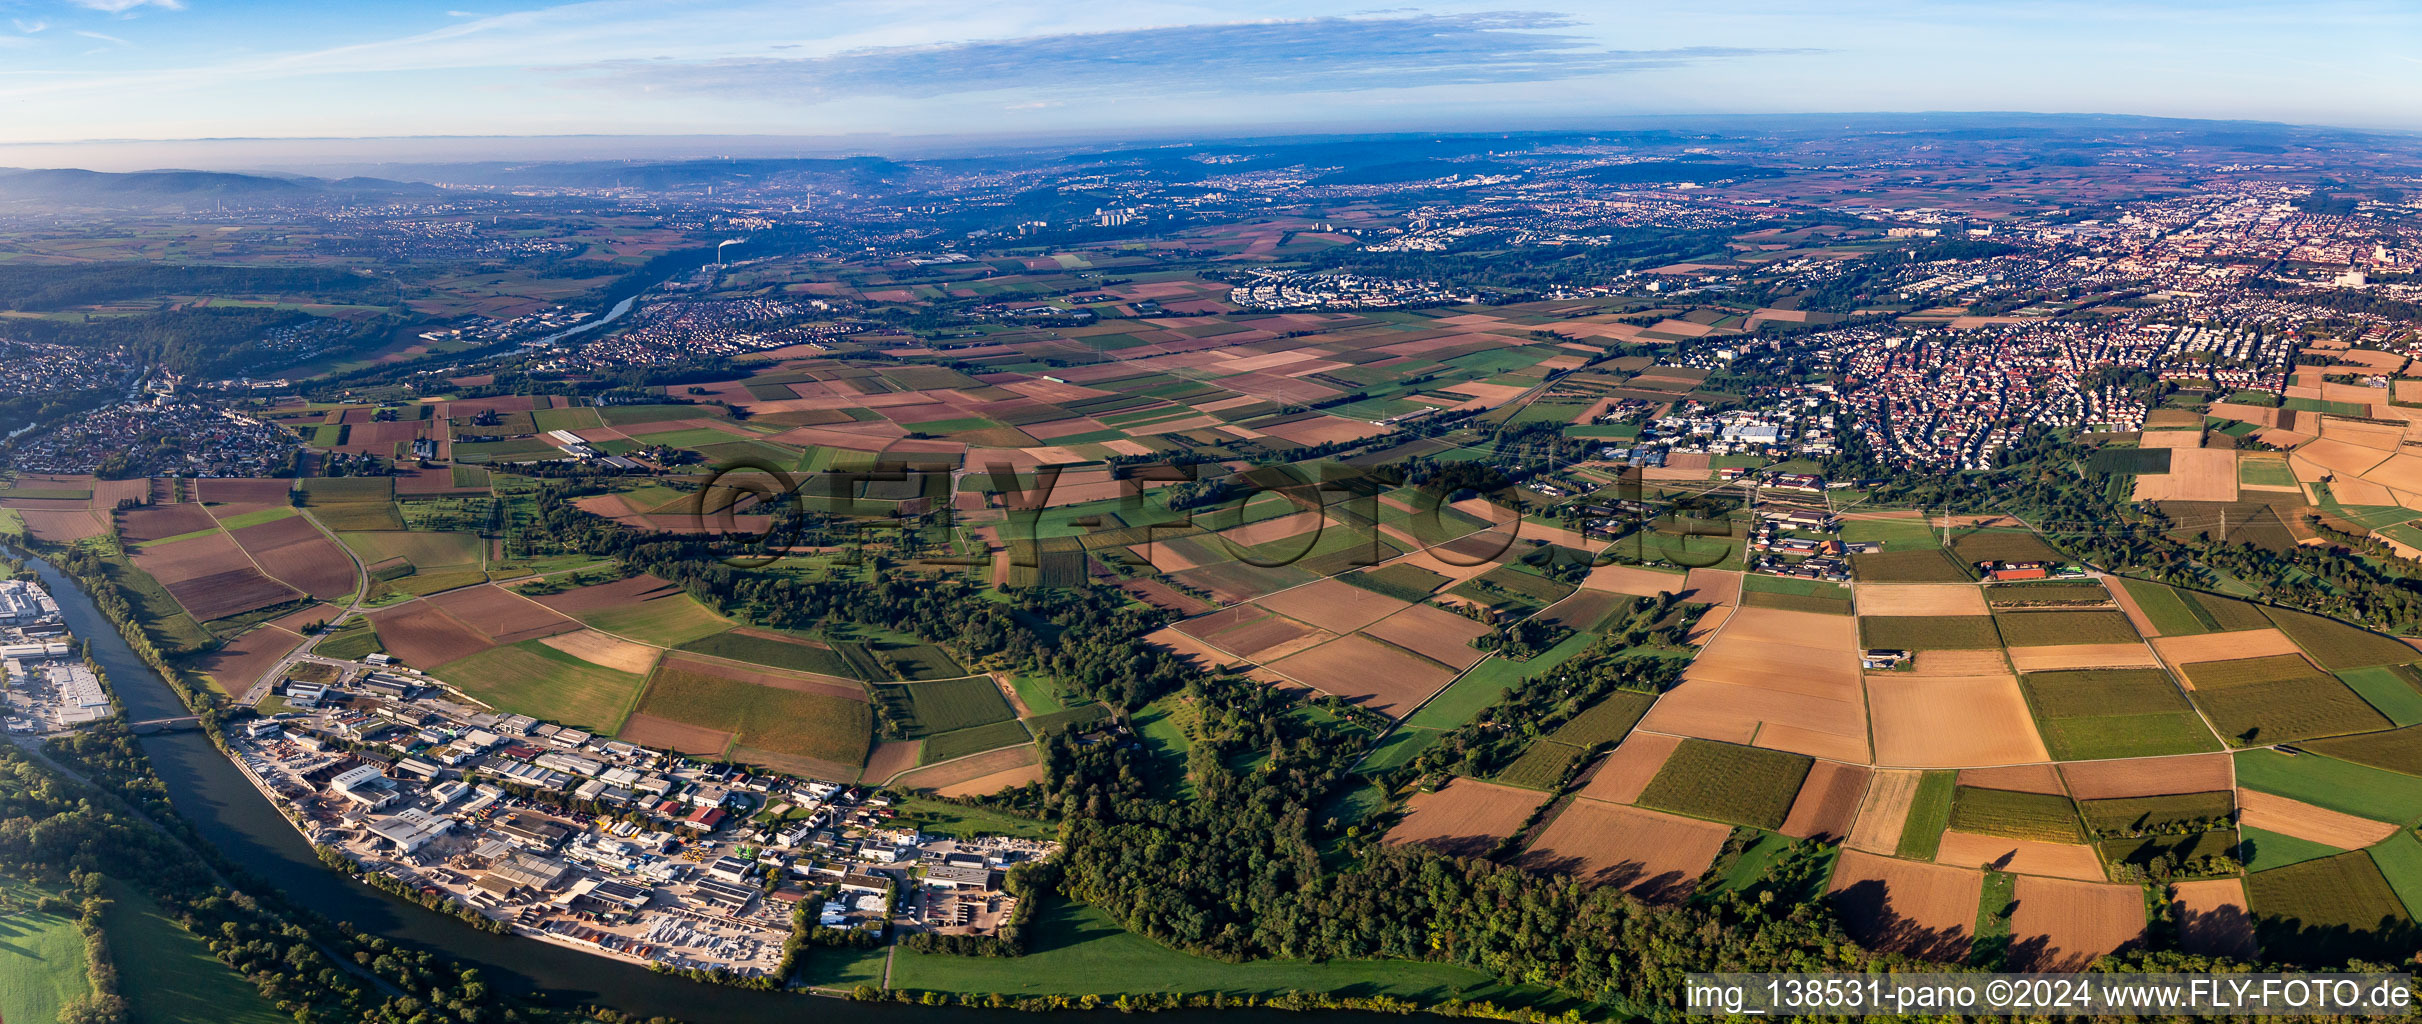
(0, 168), (445, 207)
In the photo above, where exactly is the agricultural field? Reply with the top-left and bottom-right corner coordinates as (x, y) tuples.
(629, 656), (875, 771)
(875, 676), (1017, 735)
(2017, 669), (2220, 760)
(1947, 787), (2087, 844)
(1634, 739), (1814, 830)
(2245, 853), (2415, 964)
(434, 640), (649, 733)
(0, 877), (88, 1024)
(1859, 615), (2002, 650)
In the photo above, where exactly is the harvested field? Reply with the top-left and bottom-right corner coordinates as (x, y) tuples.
(1361, 603), (1492, 670)
(2006, 876), (2148, 971)
(366, 602), (495, 667)
(165, 568), (302, 622)
(1934, 832), (2108, 880)
(893, 745), (1038, 792)
(1855, 584), (1987, 617)
(863, 740), (922, 784)
(935, 761), (1047, 798)
(193, 624), (304, 694)
(1827, 850), (1982, 960)
(1574, 732), (1681, 804)
(2006, 643), (2162, 673)
(1860, 615), (2002, 650)
(656, 653), (864, 703)
(2149, 629), (2302, 666)
(18, 508), (104, 543)
(1385, 779), (1554, 857)
(1519, 799), (1729, 903)
(1993, 610), (2143, 647)
(1914, 650), (2015, 675)
(2059, 754), (2233, 800)
(2173, 879), (2258, 959)
(539, 630), (663, 674)
(1718, 606), (1856, 648)
(1254, 578), (1411, 634)
(532, 573), (731, 647)
(1681, 568), (1742, 606)
(1847, 769), (1925, 854)
(1534, 589), (1625, 632)
(1867, 674), (2050, 767)
(427, 585), (581, 644)
(1204, 612), (1331, 661)
(118, 503), (218, 543)
(1780, 761), (1871, 841)
(1582, 564), (1685, 597)
(1269, 635), (1458, 718)
(1642, 677), (1869, 763)
(129, 531), (252, 586)
(2235, 789), (2399, 848)
(605, 713), (730, 755)
(228, 517), (355, 601)
(1958, 763), (2068, 794)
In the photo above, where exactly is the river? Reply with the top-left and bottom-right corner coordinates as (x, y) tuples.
(17, 550), (1374, 1024)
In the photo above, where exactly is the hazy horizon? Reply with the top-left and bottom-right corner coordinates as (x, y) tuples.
(2, 0), (2419, 161)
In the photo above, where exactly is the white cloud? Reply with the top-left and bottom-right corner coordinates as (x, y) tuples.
(12, 19), (48, 33)
(75, 29), (130, 45)
(63, 0), (183, 12)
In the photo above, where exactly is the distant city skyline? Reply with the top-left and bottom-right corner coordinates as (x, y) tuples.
(1, 0), (2418, 149)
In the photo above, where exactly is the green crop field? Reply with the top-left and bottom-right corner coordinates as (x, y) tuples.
(2116, 578), (2212, 635)
(436, 640), (647, 732)
(1341, 563), (1453, 601)
(2183, 654), (2333, 690)
(1948, 526), (2060, 565)
(2077, 791), (2234, 838)
(676, 629), (859, 678)
(1547, 689), (1656, 747)
(1449, 565), (1576, 618)
(2029, 709), (2219, 760)
(919, 719), (1035, 764)
(103, 881), (287, 1024)
(1740, 589), (1853, 615)
(341, 530), (483, 570)
(2245, 853), (2414, 965)
(2337, 666), (2422, 728)
(2191, 674), (2392, 746)
(633, 661), (873, 766)
(0, 878), (88, 1024)
(1402, 632), (1596, 731)
(2262, 607), (2421, 671)
(2237, 749), (2422, 823)
(572, 589), (731, 647)
(1357, 726), (1443, 773)
(1635, 739), (1813, 830)
(2305, 726), (2422, 777)
(881, 676), (1016, 735)
(889, 897), (1537, 1004)
(316, 622), (383, 659)
(1022, 703), (1112, 738)
(2237, 826), (2347, 871)
(298, 476), (394, 502)
(2239, 459), (2300, 488)
(1897, 771), (1958, 859)
(1494, 739), (1588, 790)
(1991, 610), (2141, 646)
(2367, 831), (2422, 919)
(2019, 669), (2192, 718)
(1947, 787), (2086, 843)
(1741, 574), (1851, 600)
(1853, 549), (1972, 582)
(215, 505), (298, 530)
(1859, 615), (2002, 650)
(309, 502), (406, 531)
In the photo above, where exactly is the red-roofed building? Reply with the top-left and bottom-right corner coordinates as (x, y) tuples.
(682, 806), (728, 833)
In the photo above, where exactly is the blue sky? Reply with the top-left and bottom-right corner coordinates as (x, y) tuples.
(1, 0), (2419, 144)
